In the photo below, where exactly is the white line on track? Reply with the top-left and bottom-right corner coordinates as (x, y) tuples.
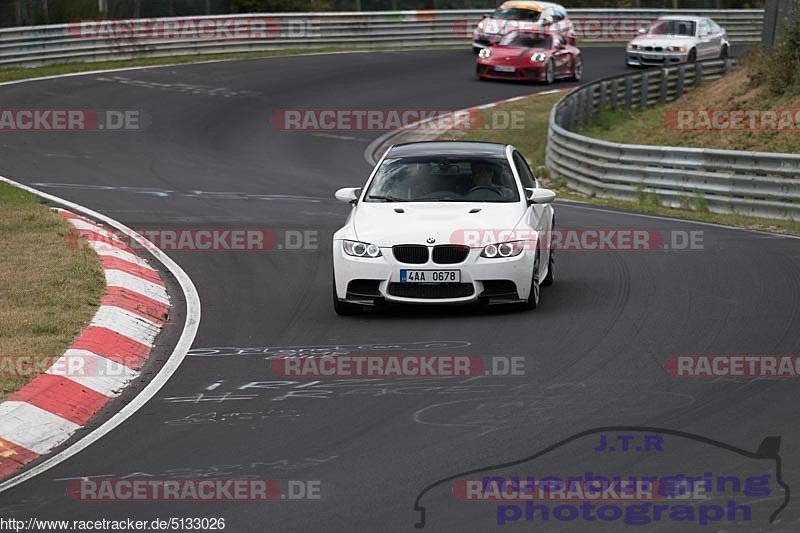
(0, 175), (201, 494)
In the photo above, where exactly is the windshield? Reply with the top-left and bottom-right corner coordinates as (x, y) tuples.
(492, 7), (541, 21)
(499, 32), (551, 47)
(365, 156), (520, 203)
(648, 19), (696, 37)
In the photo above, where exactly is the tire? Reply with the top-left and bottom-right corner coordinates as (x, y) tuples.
(688, 48), (697, 63)
(719, 44), (728, 59)
(332, 279), (362, 316)
(523, 252), (541, 310)
(544, 59), (555, 85)
(541, 234), (555, 287)
(570, 56), (583, 81)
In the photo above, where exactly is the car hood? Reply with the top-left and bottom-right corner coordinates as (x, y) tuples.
(353, 202), (526, 246)
(486, 45), (546, 62)
(630, 35), (695, 48)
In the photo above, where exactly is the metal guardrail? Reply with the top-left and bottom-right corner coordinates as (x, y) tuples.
(546, 60), (800, 221)
(0, 9), (763, 68)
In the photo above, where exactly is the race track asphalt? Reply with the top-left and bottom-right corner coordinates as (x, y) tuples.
(1, 46), (799, 532)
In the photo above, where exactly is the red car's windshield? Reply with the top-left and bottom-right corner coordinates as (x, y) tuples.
(491, 7), (541, 21)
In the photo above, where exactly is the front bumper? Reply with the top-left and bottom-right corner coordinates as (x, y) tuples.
(476, 62), (548, 81)
(333, 241), (536, 306)
(626, 50), (688, 66)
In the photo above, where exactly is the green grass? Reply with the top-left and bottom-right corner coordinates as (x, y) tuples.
(576, 51), (800, 154)
(432, 91), (800, 235)
(0, 182), (104, 401)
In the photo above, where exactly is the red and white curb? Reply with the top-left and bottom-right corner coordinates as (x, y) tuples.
(0, 209), (170, 479)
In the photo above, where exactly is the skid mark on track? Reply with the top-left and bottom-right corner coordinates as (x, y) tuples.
(413, 382), (696, 436)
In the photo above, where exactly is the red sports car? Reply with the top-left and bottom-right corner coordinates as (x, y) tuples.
(476, 31), (582, 84)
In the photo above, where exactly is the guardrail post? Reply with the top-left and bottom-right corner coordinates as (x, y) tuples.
(724, 58), (732, 74)
(694, 61), (703, 86)
(598, 81), (606, 111)
(624, 76), (633, 110)
(577, 90), (587, 128)
(659, 69), (669, 104)
(641, 71), (649, 108)
(610, 78), (619, 109)
(676, 65), (685, 98)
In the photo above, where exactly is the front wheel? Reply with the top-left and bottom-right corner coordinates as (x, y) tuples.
(544, 59), (555, 85)
(570, 56), (583, 81)
(523, 252), (541, 310)
(688, 48), (697, 63)
(719, 44), (728, 59)
(541, 238), (555, 287)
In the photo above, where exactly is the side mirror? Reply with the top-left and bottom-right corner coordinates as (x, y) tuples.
(541, 16), (554, 26)
(481, 13), (490, 19)
(526, 187), (556, 204)
(637, 27), (646, 34)
(335, 187), (361, 204)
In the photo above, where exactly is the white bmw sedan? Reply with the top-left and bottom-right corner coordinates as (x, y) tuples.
(332, 141), (556, 315)
(626, 16), (730, 67)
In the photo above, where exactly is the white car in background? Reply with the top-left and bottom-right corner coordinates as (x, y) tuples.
(626, 15), (730, 67)
(332, 141), (556, 315)
(472, 0), (576, 53)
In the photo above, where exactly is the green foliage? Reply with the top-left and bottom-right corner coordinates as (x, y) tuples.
(759, 0), (800, 95)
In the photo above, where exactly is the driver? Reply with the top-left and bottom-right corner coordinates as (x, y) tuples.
(471, 162), (496, 188)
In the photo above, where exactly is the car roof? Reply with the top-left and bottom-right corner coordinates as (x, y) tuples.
(498, 1), (562, 12)
(657, 15), (706, 22)
(387, 141), (509, 158)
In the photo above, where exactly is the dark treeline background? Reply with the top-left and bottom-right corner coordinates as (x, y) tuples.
(0, 0), (763, 27)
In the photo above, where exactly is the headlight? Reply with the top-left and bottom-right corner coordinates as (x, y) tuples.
(343, 240), (382, 258)
(478, 48), (491, 59)
(666, 46), (685, 52)
(530, 52), (547, 63)
(628, 44), (641, 51)
(480, 241), (526, 258)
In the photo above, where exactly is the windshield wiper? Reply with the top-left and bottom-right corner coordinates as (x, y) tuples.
(368, 194), (410, 202)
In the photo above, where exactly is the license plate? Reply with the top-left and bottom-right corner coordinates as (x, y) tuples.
(400, 270), (460, 283)
(493, 65), (516, 73)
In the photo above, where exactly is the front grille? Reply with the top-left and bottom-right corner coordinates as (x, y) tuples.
(393, 245), (428, 264)
(388, 283), (474, 299)
(346, 279), (381, 298)
(432, 245), (470, 264)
